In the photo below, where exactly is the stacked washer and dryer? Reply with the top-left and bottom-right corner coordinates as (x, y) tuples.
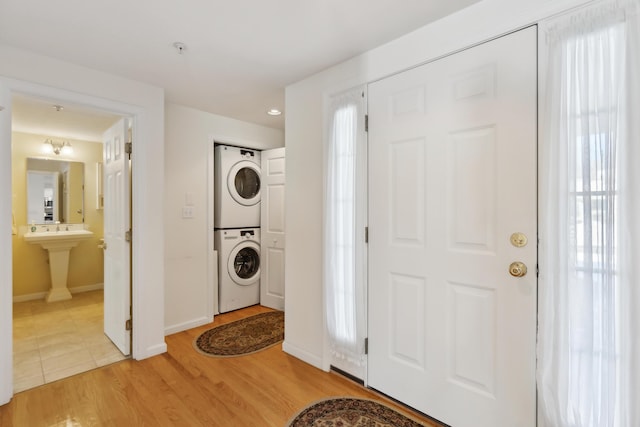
(214, 145), (262, 313)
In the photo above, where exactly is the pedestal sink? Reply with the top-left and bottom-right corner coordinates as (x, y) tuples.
(24, 229), (94, 302)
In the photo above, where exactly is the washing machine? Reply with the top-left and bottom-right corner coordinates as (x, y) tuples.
(214, 145), (261, 229)
(215, 228), (261, 313)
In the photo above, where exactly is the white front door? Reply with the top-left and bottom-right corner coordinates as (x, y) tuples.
(102, 118), (131, 356)
(367, 27), (537, 426)
(260, 147), (286, 310)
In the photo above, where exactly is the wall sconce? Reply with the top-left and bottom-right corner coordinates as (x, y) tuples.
(43, 139), (73, 156)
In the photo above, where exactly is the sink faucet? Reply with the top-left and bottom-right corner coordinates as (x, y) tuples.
(55, 221), (60, 232)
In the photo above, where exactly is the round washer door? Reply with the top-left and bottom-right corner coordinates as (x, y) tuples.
(227, 241), (261, 286)
(227, 161), (261, 206)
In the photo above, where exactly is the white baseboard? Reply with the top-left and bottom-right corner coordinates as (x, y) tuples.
(164, 316), (213, 336)
(12, 283), (104, 303)
(283, 340), (325, 371)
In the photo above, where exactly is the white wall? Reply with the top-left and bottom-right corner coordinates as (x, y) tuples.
(164, 103), (283, 334)
(0, 45), (166, 405)
(283, 0), (594, 370)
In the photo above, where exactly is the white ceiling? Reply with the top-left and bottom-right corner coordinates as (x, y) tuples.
(1, 0), (480, 134)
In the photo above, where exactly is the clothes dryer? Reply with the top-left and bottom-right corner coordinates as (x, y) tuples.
(215, 228), (260, 313)
(214, 145), (261, 228)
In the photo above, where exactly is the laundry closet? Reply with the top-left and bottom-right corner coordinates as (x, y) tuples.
(213, 143), (285, 314)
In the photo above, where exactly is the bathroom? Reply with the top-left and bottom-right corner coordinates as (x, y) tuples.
(10, 94), (126, 392)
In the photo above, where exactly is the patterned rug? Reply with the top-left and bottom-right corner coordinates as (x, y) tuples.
(287, 397), (426, 427)
(194, 311), (284, 357)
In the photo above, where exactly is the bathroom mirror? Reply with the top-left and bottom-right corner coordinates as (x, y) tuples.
(26, 158), (85, 224)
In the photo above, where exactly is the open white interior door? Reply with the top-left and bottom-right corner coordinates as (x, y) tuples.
(102, 118), (131, 356)
(260, 147), (286, 310)
(367, 27), (537, 426)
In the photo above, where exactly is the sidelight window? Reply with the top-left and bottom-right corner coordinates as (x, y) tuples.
(324, 87), (367, 378)
(538, 2), (640, 426)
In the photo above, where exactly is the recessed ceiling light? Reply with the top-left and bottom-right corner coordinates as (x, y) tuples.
(267, 109), (282, 116)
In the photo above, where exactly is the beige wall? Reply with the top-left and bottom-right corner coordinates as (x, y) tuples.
(12, 131), (104, 297)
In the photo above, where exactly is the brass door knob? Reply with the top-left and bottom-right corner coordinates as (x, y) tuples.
(509, 261), (527, 277)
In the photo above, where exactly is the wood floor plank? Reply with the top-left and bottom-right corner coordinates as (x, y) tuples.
(1, 306), (441, 426)
(77, 371), (126, 426)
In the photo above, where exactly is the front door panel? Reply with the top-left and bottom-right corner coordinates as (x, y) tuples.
(367, 27), (537, 427)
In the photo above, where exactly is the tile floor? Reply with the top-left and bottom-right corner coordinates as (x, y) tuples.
(13, 290), (127, 393)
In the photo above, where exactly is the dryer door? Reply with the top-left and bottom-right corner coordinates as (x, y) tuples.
(228, 241), (261, 286)
(228, 161), (261, 206)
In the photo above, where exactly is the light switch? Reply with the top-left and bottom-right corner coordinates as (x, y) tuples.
(185, 192), (194, 206)
(182, 206), (195, 218)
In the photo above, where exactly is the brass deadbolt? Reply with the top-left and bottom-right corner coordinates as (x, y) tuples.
(510, 232), (528, 248)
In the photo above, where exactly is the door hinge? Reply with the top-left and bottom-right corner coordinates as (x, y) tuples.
(125, 142), (132, 158)
(125, 229), (132, 242)
(364, 337), (369, 355)
(536, 264), (539, 277)
(364, 114), (369, 132)
(365, 226), (369, 243)
(125, 319), (132, 331)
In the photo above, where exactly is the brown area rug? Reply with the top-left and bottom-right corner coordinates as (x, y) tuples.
(194, 311), (284, 357)
(287, 397), (426, 427)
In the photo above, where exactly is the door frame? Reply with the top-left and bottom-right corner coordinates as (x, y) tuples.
(0, 77), (155, 404)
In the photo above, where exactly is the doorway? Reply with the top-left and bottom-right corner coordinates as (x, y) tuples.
(0, 72), (168, 407)
(9, 93), (131, 392)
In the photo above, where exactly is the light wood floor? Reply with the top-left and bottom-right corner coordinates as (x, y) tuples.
(0, 305), (441, 426)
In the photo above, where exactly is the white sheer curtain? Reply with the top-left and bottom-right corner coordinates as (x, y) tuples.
(538, 1), (640, 426)
(324, 87), (367, 372)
